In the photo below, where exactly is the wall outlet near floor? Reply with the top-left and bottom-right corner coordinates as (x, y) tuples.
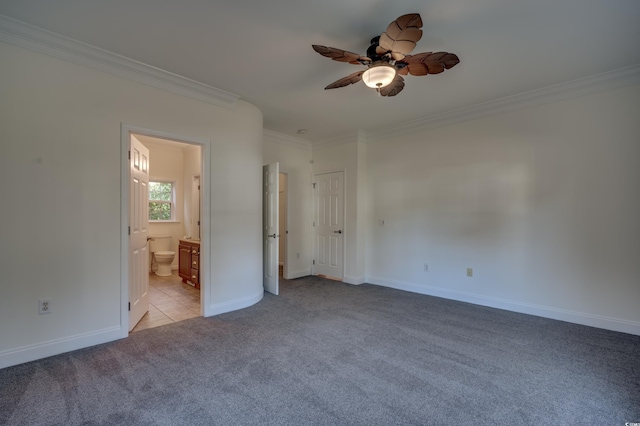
(424, 263), (429, 272)
(296, 253), (300, 260)
(38, 298), (52, 315)
(467, 268), (473, 277)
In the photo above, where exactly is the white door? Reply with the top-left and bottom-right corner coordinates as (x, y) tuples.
(314, 171), (344, 280)
(129, 136), (150, 330)
(263, 162), (279, 295)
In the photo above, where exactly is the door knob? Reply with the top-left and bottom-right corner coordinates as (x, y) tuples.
(334, 230), (342, 234)
(268, 234), (277, 238)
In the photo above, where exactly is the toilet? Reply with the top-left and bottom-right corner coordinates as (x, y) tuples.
(149, 235), (175, 276)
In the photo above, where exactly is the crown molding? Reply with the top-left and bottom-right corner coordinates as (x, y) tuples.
(263, 129), (312, 150)
(365, 64), (640, 142)
(0, 14), (240, 109)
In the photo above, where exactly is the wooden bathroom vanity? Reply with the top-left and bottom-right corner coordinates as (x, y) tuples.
(178, 239), (200, 289)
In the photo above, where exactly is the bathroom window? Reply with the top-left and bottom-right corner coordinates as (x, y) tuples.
(149, 181), (175, 221)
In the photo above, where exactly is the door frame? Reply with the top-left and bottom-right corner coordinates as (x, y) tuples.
(263, 162), (279, 295)
(279, 172), (288, 280)
(192, 174), (201, 240)
(312, 169), (346, 280)
(120, 123), (211, 336)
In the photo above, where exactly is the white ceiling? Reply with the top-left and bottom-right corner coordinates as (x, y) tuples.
(1, 0), (639, 142)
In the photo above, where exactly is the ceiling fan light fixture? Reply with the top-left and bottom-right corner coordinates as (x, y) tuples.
(362, 64), (396, 89)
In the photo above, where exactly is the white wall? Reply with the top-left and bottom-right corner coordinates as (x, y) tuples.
(0, 41), (264, 368)
(365, 84), (640, 334)
(262, 132), (313, 279)
(1, 35), (636, 372)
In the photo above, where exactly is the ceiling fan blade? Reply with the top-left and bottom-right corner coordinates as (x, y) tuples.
(401, 52), (430, 63)
(399, 52), (460, 76)
(324, 70), (365, 90)
(395, 13), (423, 30)
(407, 63), (430, 76)
(312, 45), (371, 65)
(377, 13), (423, 58)
(383, 14), (422, 40)
(379, 75), (405, 97)
(440, 52), (461, 69)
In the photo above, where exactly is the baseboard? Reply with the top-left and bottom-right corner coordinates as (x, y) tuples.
(204, 290), (264, 317)
(285, 269), (311, 280)
(366, 276), (640, 336)
(343, 275), (366, 285)
(0, 326), (123, 369)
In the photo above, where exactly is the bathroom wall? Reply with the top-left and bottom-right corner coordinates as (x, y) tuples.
(143, 139), (202, 271)
(145, 140), (187, 271)
(183, 145), (202, 240)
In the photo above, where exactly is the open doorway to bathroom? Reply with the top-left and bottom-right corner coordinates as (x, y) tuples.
(129, 132), (204, 332)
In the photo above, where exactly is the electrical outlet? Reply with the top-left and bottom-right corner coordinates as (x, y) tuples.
(467, 268), (473, 277)
(424, 263), (429, 272)
(39, 298), (52, 315)
(296, 253), (300, 260)
(379, 219), (385, 226)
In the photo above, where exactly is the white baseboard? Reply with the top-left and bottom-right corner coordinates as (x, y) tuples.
(0, 326), (123, 369)
(366, 276), (640, 336)
(343, 275), (366, 285)
(285, 269), (311, 280)
(204, 290), (263, 317)
(1, 289), (264, 369)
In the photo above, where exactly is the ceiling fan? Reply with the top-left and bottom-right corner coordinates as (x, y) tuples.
(312, 13), (459, 97)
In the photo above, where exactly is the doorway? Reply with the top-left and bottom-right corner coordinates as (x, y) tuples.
(262, 165), (290, 294)
(278, 172), (288, 279)
(121, 124), (210, 336)
(263, 162), (279, 295)
(132, 273), (201, 332)
(313, 171), (345, 280)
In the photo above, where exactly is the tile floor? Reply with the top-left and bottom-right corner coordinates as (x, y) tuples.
(131, 271), (201, 332)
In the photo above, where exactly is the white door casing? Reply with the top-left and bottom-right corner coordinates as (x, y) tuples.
(314, 171), (344, 280)
(278, 173), (287, 279)
(192, 175), (201, 239)
(263, 162), (279, 295)
(129, 136), (150, 330)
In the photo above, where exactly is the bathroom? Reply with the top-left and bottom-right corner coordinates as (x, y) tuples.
(134, 134), (203, 331)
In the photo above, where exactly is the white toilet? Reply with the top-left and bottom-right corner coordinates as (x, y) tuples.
(150, 235), (175, 276)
